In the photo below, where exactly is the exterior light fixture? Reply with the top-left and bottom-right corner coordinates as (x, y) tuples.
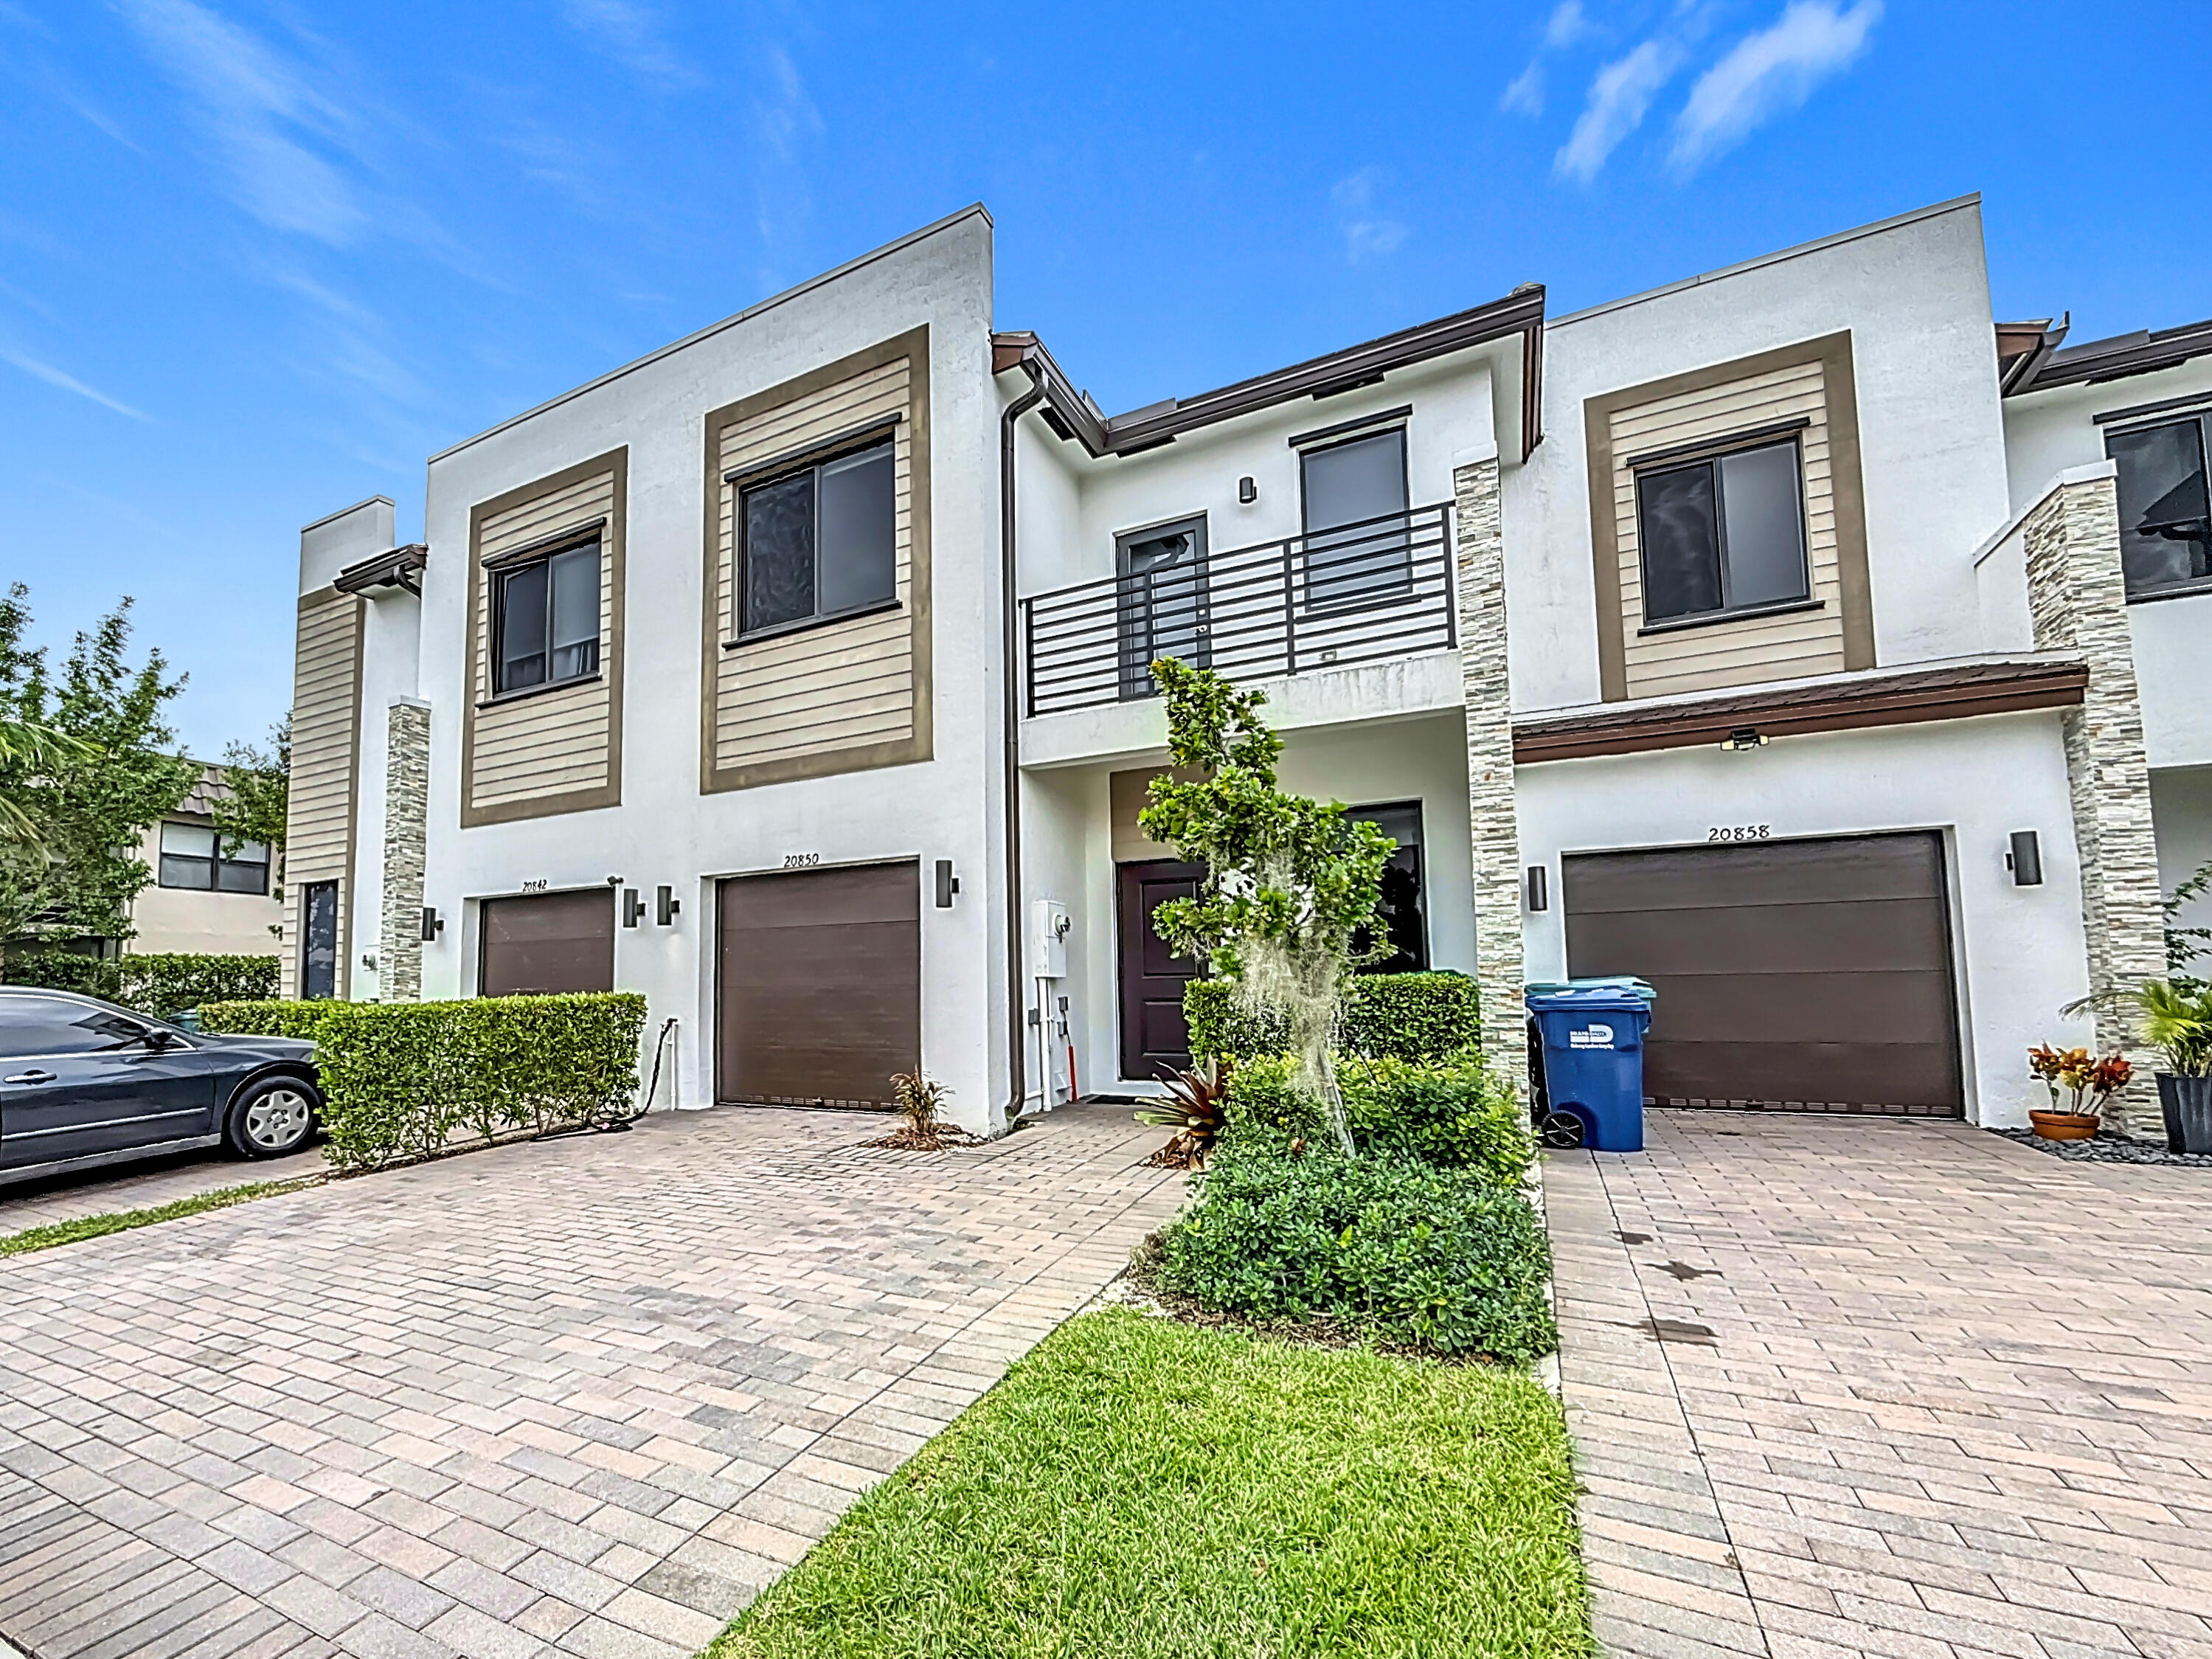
(656, 884), (681, 925)
(1525, 865), (1549, 912)
(935, 859), (960, 908)
(2007, 831), (2043, 887)
(1721, 727), (1768, 752)
(420, 907), (443, 942)
(1238, 476), (1258, 504)
(622, 887), (646, 927)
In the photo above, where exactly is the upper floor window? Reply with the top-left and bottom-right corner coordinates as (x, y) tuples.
(2107, 415), (2212, 598)
(1635, 437), (1809, 626)
(740, 436), (896, 637)
(495, 540), (600, 694)
(1301, 429), (1410, 612)
(158, 822), (269, 894)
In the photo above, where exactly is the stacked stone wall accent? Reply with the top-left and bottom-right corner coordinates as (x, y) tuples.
(2024, 475), (2166, 1136)
(378, 699), (431, 1003)
(1452, 458), (1527, 1102)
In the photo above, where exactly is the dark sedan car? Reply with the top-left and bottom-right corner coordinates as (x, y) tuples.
(0, 986), (323, 1187)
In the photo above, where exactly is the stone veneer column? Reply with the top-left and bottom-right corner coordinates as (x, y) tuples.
(2024, 473), (2166, 1137)
(378, 698), (431, 1003)
(1453, 457), (1527, 1102)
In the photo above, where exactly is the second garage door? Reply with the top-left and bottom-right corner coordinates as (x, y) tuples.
(717, 861), (920, 1109)
(1563, 833), (1962, 1115)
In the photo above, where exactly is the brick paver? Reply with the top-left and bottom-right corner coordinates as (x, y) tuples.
(1550, 1110), (2212, 1659)
(0, 1149), (327, 1239)
(0, 1105), (1183, 1659)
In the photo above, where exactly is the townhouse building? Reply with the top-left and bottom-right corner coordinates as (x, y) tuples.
(281, 193), (2204, 1138)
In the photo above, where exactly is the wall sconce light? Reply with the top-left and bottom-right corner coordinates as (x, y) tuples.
(935, 859), (960, 908)
(420, 907), (443, 942)
(1721, 727), (1769, 752)
(622, 887), (646, 927)
(656, 884), (681, 926)
(1238, 476), (1258, 504)
(2007, 830), (2043, 887)
(1525, 865), (1549, 912)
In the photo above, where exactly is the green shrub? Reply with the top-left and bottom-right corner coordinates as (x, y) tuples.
(117, 953), (280, 1014)
(1, 947), (123, 1000)
(201, 992), (648, 1172)
(1185, 971), (1481, 1064)
(1223, 1053), (1532, 1185)
(1153, 1146), (1557, 1361)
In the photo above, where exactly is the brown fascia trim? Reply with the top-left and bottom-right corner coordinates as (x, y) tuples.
(991, 283), (1547, 461)
(1512, 658), (2089, 763)
(2008, 315), (2212, 395)
(1994, 318), (2062, 395)
(333, 543), (428, 596)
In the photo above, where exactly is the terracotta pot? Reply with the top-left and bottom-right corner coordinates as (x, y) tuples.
(2030, 1109), (2101, 1143)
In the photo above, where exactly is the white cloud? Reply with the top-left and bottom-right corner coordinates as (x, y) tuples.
(1500, 61), (1544, 117)
(1554, 38), (1684, 182)
(116, 0), (367, 244)
(1671, 0), (1882, 173)
(1544, 1), (1595, 49)
(0, 341), (150, 420)
(1331, 168), (1408, 262)
(561, 0), (699, 89)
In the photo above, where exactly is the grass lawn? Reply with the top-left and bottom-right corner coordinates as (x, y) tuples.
(0, 1180), (308, 1258)
(706, 1306), (1591, 1659)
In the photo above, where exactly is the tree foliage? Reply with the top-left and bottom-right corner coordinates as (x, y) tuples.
(1137, 658), (1394, 1154)
(0, 584), (194, 949)
(215, 712), (289, 874)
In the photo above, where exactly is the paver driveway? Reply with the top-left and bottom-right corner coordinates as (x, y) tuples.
(1549, 1110), (2212, 1659)
(0, 1105), (1182, 1659)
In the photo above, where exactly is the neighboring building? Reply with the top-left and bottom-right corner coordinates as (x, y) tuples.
(280, 193), (2203, 1139)
(128, 763), (284, 957)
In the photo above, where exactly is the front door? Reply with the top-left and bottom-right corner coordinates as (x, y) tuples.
(300, 880), (338, 999)
(1117, 859), (1205, 1081)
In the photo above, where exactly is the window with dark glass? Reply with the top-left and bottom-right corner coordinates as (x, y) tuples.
(739, 437), (896, 637)
(1635, 438), (1810, 626)
(157, 821), (269, 894)
(2107, 415), (2212, 598)
(1348, 801), (1428, 974)
(494, 540), (600, 694)
(0, 993), (150, 1058)
(1116, 516), (1210, 700)
(1301, 429), (1410, 611)
(300, 880), (338, 1000)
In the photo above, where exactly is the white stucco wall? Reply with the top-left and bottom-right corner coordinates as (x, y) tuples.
(408, 208), (1008, 1132)
(1511, 196), (2017, 713)
(2152, 766), (2212, 958)
(350, 586), (422, 1002)
(1515, 710), (2092, 1128)
(2002, 357), (2212, 516)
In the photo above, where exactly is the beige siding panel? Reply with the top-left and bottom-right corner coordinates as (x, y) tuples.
(713, 358), (918, 775)
(465, 467), (617, 814)
(1612, 359), (1848, 699)
(281, 590), (362, 998)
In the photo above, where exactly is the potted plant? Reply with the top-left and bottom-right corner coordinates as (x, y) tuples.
(2131, 980), (2212, 1154)
(2026, 1045), (2131, 1141)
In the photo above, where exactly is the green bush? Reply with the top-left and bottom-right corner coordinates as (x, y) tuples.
(1185, 971), (1481, 1064)
(1224, 1053), (1532, 1185)
(1153, 1147), (1556, 1361)
(201, 993), (648, 1171)
(1, 947), (123, 1000)
(117, 953), (280, 1014)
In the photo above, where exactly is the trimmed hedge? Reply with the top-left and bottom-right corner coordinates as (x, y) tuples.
(119, 954), (280, 1015)
(1, 947), (122, 1001)
(202, 993), (648, 1172)
(1185, 971), (1481, 1064)
(1152, 1149), (1556, 1361)
(1224, 1053), (1532, 1186)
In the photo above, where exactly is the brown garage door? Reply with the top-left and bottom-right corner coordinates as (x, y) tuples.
(717, 861), (920, 1109)
(1563, 834), (1962, 1115)
(480, 889), (615, 996)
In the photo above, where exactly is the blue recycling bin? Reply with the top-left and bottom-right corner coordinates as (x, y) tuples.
(1526, 984), (1654, 1152)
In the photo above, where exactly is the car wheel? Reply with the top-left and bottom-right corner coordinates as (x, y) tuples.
(226, 1076), (320, 1159)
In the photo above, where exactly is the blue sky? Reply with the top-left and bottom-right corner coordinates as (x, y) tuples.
(3, 0), (2206, 759)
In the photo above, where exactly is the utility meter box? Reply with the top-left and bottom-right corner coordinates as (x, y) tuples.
(1031, 898), (1072, 978)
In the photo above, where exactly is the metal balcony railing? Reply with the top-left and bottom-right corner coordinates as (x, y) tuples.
(1022, 502), (1457, 717)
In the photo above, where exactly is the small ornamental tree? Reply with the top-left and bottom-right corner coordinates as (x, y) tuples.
(1138, 659), (1394, 1155)
(215, 713), (289, 896)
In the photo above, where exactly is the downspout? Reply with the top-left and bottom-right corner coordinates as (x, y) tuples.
(999, 358), (1047, 1132)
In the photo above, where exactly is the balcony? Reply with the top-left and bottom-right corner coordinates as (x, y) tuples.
(1023, 503), (1458, 718)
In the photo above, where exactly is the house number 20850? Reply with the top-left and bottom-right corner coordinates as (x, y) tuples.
(782, 853), (820, 869)
(1707, 824), (1772, 842)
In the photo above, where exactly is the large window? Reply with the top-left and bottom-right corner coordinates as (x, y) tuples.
(158, 822), (270, 894)
(1115, 515), (1209, 700)
(494, 539), (600, 695)
(1301, 429), (1410, 612)
(1635, 438), (1810, 626)
(739, 436), (897, 637)
(2107, 415), (2212, 598)
(1349, 801), (1429, 974)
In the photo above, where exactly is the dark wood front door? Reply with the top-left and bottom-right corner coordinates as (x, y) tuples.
(1117, 859), (1205, 1081)
(717, 861), (920, 1109)
(479, 889), (615, 997)
(1563, 832), (1962, 1115)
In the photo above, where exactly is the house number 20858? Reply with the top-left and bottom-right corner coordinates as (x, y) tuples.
(1707, 824), (1772, 842)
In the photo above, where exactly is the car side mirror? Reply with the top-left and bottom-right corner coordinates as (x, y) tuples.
(136, 1025), (181, 1051)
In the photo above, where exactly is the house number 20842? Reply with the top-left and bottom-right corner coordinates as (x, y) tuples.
(1707, 824), (1772, 842)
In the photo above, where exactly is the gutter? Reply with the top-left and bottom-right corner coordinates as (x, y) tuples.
(998, 356), (1048, 1131)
